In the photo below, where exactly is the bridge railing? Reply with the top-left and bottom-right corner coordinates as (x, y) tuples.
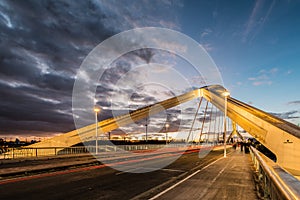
(0, 143), (202, 159)
(250, 146), (300, 200)
(1, 146), (91, 159)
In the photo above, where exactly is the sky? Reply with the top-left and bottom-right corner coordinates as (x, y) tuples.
(0, 0), (300, 139)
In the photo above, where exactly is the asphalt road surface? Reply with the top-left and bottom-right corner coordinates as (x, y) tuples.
(150, 150), (258, 200)
(0, 149), (227, 200)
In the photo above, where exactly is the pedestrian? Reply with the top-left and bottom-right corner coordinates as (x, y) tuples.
(241, 142), (244, 151)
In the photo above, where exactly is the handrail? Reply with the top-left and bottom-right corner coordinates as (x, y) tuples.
(250, 146), (300, 199)
(1, 144), (200, 160)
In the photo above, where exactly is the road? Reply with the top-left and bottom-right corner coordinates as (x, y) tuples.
(150, 150), (257, 200)
(0, 149), (226, 200)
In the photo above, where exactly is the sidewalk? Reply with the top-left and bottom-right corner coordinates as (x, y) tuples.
(152, 150), (258, 200)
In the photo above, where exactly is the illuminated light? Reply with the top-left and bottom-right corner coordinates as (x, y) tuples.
(222, 90), (230, 97)
(94, 106), (101, 113)
(197, 89), (203, 97)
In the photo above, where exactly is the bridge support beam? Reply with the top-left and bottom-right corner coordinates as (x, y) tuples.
(226, 121), (244, 143)
(28, 85), (300, 176)
(201, 85), (300, 176)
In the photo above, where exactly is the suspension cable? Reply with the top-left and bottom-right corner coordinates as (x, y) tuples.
(218, 111), (223, 143)
(198, 100), (209, 143)
(206, 103), (214, 144)
(186, 97), (203, 143)
(213, 106), (217, 144)
(228, 117), (231, 133)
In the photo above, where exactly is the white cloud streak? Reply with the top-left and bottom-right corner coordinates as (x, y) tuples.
(242, 0), (276, 43)
(248, 67), (278, 86)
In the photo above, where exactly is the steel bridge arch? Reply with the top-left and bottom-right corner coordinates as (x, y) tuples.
(30, 85), (300, 176)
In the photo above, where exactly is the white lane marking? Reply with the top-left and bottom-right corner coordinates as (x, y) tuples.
(149, 156), (225, 200)
(116, 168), (184, 175)
(161, 168), (184, 173)
(196, 160), (229, 199)
(211, 165), (226, 183)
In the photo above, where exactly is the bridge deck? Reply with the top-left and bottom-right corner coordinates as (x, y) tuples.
(153, 150), (258, 200)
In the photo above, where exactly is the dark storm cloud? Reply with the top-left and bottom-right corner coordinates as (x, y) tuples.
(130, 92), (157, 103)
(99, 61), (132, 84)
(269, 110), (300, 120)
(0, 82), (72, 116)
(185, 107), (195, 112)
(0, 0), (182, 137)
(133, 48), (155, 64)
(287, 101), (300, 106)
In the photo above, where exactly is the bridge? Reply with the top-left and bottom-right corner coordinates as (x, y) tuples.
(1, 85), (300, 199)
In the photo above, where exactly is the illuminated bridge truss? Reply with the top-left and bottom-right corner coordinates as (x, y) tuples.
(30, 85), (300, 176)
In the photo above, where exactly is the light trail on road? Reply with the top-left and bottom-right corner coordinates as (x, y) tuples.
(0, 148), (204, 185)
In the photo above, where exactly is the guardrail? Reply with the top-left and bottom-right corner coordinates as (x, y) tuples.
(0, 143), (200, 159)
(1, 146), (91, 159)
(249, 146), (300, 200)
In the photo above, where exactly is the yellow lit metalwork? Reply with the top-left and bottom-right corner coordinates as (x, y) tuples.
(29, 85), (300, 176)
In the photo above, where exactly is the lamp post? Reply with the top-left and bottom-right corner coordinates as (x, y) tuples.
(165, 123), (169, 145)
(145, 117), (148, 143)
(94, 105), (101, 154)
(223, 90), (230, 158)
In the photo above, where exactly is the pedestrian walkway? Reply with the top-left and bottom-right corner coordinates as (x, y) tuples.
(152, 150), (258, 200)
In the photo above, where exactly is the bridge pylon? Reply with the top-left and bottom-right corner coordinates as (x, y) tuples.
(226, 121), (244, 143)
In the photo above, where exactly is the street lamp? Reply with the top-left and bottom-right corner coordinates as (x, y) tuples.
(145, 117), (148, 143)
(94, 105), (101, 154)
(165, 123), (169, 145)
(223, 90), (230, 158)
